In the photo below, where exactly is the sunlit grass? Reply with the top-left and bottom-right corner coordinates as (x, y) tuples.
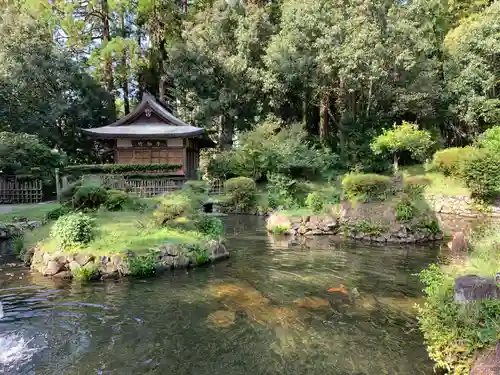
(401, 165), (470, 197)
(32, 210), (205, 256)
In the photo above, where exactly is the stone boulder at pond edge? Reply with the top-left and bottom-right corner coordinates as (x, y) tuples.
(453, 275), (500, 303)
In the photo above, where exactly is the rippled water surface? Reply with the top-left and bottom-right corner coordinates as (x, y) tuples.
(0, 216), (441, 375)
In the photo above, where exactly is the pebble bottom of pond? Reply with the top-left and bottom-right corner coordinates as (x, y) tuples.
(0, 215), (439, 375)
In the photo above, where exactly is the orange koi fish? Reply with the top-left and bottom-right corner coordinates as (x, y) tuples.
(327, 284), (349, 296)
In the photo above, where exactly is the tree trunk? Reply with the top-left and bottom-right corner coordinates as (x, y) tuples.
(120, 12), (130, 115)
(319, 92), (329, 142)
(218, 115), (233, 150)
(393, 153), (399, 172)
(159, 76), (167, 104)
(101, 0), (115, 118)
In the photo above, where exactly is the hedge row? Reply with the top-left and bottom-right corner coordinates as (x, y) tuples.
(62, 164), (182, 175)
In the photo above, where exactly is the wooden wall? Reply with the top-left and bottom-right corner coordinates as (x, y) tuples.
(114, 138), (201, 177)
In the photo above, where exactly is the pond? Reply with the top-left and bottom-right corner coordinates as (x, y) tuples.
(0, 215), (442, 375)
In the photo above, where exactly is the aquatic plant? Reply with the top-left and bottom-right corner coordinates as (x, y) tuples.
(73, 265), (99, 281)
(269, 225), (289, 235)
(126, 251), (158, 277)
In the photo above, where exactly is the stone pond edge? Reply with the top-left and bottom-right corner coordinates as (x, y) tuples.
(26, 240), (229, 281)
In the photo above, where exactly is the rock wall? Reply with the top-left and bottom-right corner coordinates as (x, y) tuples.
(267, 212), (442, 244)
(29, 240), (229, 280)
(425, 194), (500, 218)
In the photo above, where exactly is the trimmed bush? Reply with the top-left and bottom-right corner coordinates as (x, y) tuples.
(153, 193), (198, 225)
(305, 192), (325, 212)
(432, 147), (475, 177)
(72, 183), (108, 210)
(194, 215), (224, 239)
(224, 177), (257, 211)
(183, 180), (210, 195)
(460, 148), (500, 201)
(51, 213), (95, 249)
(341, 173), (392, 201)
(105, 189), (130, 211)
(45, 205), (72, 220)
(403, 175), (431, 195)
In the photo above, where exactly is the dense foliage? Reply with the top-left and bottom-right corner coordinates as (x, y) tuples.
(0, 132), (61, 177)
(206, 118), (338, 181)
(223, 177), (257, 211)
(460, 149), (500, 201)
(0, 0), (499, 175)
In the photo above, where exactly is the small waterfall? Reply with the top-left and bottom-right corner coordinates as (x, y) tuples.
(0, 301), (3, 319)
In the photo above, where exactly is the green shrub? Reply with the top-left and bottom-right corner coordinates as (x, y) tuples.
(183, 180), (210, 195)
(126, 251), (158, 277)
(71, 183), (108, 210)
(417, 264), (500, 375)
(73, 265), (99, 281)
(153, 193), (198, 225)
(105, 189), (130, 211)
(45, 205), (72, 220)
(123, 197), (157, 212)
(266, 173), (302, 209)
(476, 126), (500, 151)
(194, 215), (224, 239)
(224, 177), (257, 211)
(51, 213), (96, 249)
(305, 192), (325, 212)
(432, 147), (475, 177)
(59, 181), (82, 204)
(403, 175), (431, 196)
(183, 243), (209, 266)
(348, 220), (385, 236)
(419, 219), (441, 235)
(395, 195), (415, 221)
(341, 173), (392, 201)
(460, 148), (500, 201)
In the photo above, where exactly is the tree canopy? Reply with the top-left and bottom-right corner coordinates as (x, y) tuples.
(0, 0), (498, 170)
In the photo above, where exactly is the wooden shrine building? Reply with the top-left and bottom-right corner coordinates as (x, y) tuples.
(83, 93), (214, 179)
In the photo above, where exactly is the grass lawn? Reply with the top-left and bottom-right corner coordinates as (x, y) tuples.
(401, 165), (470, 197)
(25, 210), (206, 256)
(0, 202), (61, 223)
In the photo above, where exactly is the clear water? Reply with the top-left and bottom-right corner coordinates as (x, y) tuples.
(0, 215), (440, 375)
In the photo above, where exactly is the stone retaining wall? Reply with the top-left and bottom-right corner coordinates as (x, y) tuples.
(425, 194), (500, 218)
(267, 213), (442, 244)
(28, 240), (229, 280)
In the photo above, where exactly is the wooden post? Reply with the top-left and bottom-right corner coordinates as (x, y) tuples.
(55, 168), (61, 203)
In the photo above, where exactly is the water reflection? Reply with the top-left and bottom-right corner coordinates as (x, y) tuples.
(0, 216), (439, 375)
